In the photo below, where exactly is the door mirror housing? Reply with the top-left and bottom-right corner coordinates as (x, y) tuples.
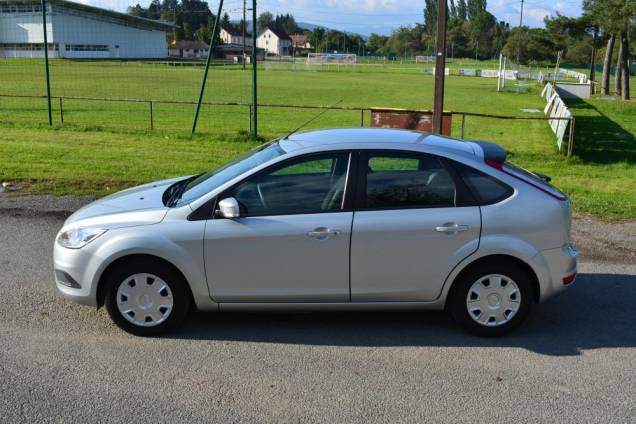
(217, 197), (240, 219)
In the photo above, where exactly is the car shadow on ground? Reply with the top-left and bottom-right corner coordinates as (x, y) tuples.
(173, 272), (636, 356)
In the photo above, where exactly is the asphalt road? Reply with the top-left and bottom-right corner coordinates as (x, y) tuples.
(1, 205), (635, 423)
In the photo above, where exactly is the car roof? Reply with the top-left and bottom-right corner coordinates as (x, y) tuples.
(282, 128), (478, 157)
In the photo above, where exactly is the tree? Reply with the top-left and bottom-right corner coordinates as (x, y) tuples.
(384, 25), (424, 57)
(447, 23), (471, 57)
(274, 14), (302, 34)
(257, 11), (273, 32)
(366, 33), (389, 55)
(618, 29), (630, 100)
(449, 0), (458, 20)
(583, 0), (635, 99)
(467, 0), (486, 21)
(182, 22), (192, 40)
(221, 12), (231, 30)
(457, 0), (467, 21)
(468, 10), (498, 59)
(423, 0), (437, 36)
(503, 27), (556, 64)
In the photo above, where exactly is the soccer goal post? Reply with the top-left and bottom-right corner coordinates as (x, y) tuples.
(306, 53), (357, 65)
(415, 55), (435, 63)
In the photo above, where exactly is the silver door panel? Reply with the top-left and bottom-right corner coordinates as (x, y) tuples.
(204, 212), (353, 302)
(350, 207), (481, 302)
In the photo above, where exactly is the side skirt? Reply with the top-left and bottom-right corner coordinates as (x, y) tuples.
(218, 301), (446, 312)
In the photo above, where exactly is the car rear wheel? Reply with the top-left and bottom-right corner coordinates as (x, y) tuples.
(449, 262), (533, 336)
(104, 259), (190, 336)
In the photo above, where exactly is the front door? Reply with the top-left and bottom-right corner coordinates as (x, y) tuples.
(204, 151), (353, 302)
(350, 151), (481, 302)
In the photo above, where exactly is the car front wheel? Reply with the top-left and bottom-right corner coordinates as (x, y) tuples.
(449, 262), (533, 336)
(104, 259), (191, 336)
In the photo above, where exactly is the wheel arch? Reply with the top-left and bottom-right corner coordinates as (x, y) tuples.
(444, 254), (541, 310)
(96, 254), (194, 309)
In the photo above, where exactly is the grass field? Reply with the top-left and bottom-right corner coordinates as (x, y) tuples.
(0, 60), (634, 220)
(0, 59), (553, 136)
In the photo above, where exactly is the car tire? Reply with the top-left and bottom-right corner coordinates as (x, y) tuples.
(448, 262), (533, 337)
(104, 258), (191, 336)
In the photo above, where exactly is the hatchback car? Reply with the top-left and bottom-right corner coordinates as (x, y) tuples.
(54, 128), (577, 337)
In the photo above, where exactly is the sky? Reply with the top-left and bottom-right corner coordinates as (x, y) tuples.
(79, 0), (584, 35)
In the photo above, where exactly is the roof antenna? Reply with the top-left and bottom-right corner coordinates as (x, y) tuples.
(283, 99), (344, 140)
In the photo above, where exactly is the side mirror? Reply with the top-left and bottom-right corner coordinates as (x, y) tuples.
(217, 197), (240, 219)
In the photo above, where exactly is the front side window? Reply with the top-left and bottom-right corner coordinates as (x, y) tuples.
(364, 152), (456, 209)
(233, 152), (349, 216)
(232, 152), (350, 216)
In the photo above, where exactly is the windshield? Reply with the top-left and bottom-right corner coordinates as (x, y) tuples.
(176, 141), (285, 206)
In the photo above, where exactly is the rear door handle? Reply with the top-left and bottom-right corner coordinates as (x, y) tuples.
(435, 223), (469, 234)
(307, 227), (341, 240)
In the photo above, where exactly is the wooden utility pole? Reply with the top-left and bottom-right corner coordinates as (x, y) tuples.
(516, 0), (524, 65)
(432, 0), (447, 134)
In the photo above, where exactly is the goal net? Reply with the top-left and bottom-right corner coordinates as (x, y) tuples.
(306, 53), (357, 65)
(415, 55), (435, 63)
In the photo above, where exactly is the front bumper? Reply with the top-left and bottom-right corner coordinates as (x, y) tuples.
(54, 241), (101, 306)
(537, 243), (578, 302)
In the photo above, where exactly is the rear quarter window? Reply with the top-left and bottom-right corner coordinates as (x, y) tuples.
(451, 161), (513, 205)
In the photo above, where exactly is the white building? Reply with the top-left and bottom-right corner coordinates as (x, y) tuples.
(0, 0), (175, 59)
(168, 40), (208, 59)
(219, 26), (252, 47)
(256, 27), (292, 56)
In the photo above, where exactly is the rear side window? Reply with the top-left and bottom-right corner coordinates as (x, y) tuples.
(364, 152), (456, 209)
(452, 161), (513, 205)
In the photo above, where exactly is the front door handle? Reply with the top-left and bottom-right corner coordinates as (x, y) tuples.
(435, 223), (470, 234)
(307, 227), (341, 240)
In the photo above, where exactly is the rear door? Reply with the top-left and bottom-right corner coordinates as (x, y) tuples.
(350, 150), (481, 302)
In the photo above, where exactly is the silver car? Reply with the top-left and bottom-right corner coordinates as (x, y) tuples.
(54, 128), (577, 337)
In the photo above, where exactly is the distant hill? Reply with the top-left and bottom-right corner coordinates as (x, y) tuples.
(231, 20), (368, 38)
(298, 21), (368, 38)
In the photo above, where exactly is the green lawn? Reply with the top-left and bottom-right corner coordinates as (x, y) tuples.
(0, 60), (634, 220)
(0, 59), (550, 135)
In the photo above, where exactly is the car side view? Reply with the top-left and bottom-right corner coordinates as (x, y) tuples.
(54, 128), (577, 336)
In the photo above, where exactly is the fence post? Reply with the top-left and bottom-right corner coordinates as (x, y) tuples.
(149, 101), (154, 130)
(567, 116), (575, 157)
(360, 109), (364, 127)
(59, 97), (63, 125)
(248, 104), (252, 133)
(460, 113), (466, 139)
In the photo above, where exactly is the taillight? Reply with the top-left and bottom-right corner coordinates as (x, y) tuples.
(563, 274), (576, 285)
(485, 160), (567, 201)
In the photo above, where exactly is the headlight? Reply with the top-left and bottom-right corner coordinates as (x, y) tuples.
(57, 227), (107, 249)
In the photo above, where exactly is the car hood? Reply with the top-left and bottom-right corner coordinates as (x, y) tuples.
(63, 176), (188, 229)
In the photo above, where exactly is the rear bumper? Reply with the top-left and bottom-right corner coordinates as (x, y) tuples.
(536, 243), (578, 302)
